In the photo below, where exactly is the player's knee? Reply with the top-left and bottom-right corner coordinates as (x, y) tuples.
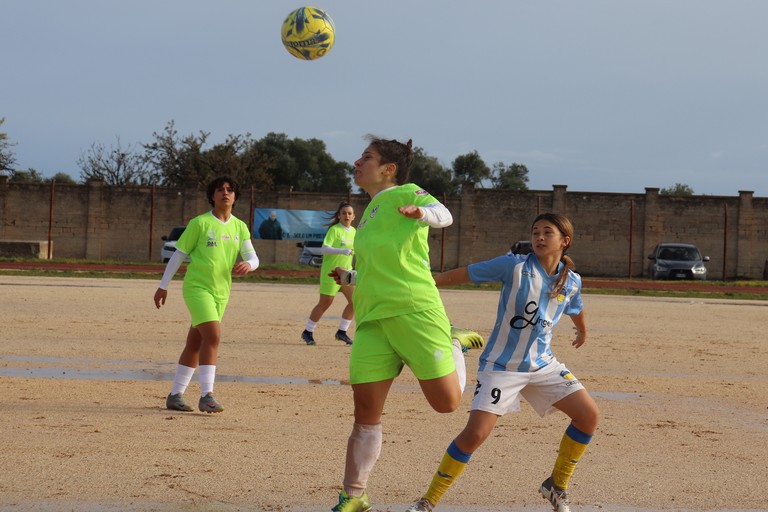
(429, 393), (461, 414)
(457, 428), (490, 452)
(574, 402), (600, 433)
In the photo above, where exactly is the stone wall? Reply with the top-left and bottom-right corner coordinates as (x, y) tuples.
(1, 176), (765, 279)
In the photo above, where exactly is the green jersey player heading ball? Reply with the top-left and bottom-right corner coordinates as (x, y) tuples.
(327, 136), (484, 512)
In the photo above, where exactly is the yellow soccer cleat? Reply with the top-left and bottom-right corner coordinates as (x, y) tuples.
(331, 490), (372, 512)
(451, 325), (485, 353)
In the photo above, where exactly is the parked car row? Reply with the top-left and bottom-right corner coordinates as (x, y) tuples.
(162, 229), (715, 282)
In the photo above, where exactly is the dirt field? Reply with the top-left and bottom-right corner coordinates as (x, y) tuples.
(1, 275), (766, 511)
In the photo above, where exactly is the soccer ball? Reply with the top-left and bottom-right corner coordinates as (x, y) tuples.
(280, 6), (335, 61)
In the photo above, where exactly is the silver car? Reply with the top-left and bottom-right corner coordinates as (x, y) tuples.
(296, 241), (324, 267)
(648, 243), (709, 280)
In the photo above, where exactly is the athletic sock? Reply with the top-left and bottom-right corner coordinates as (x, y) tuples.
(552, 423), (593, 490)
(342, 423), (382, 497)
(451, 339), (467, 393)
(339, 318), (352, 331)
(305, 319), (318, 332)
(423, 440), (472, 506)
(198, 364), (217, 396)
(170, 364), (195, 395)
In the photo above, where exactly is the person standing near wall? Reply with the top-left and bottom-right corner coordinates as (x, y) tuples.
(258, 211), (283, 240)
(154, 176), (260, 413)
(301, 202), (357, 346)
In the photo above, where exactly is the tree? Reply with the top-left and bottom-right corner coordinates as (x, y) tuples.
(491, 162), (529, 190)
(200, 134), (274, 190)
(142, 121), (209, 187)
(78, 137), (153, 185)
(8, 168), (45, 183)
(49, 172), (77, 184)
(409, 147), (456, 197)
(251, 132), (352, 192)
(0, 117), (17, 173)
(452, 150), (491, 189)
(660, 183), (694, 196)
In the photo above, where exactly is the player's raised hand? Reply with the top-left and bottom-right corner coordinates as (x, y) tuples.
(398, 205), (422, 219)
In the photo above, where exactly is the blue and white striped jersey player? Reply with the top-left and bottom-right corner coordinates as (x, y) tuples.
(406, 213), (600, 512)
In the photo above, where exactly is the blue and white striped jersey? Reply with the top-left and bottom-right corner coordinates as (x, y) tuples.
(467, 253), (583, 373)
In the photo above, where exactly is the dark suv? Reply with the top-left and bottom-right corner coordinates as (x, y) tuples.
(508, 240), (533, 256)
(648, 243), (709, 280)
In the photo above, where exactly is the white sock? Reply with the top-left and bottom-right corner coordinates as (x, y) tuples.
(452, 339), (467, 394)
(170, 364), (196, 395)
(198, 364), (216, 396)
(343, 423), (382, 497)
(339, 318), (353, 331)
(305, 319), (318, 332)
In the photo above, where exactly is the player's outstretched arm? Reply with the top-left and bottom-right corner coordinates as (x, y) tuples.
(433, 267), (470, 287)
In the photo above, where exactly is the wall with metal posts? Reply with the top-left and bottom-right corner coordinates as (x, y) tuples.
(0, 175), (765, 279)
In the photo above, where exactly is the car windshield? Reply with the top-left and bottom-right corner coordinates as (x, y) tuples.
(659, 247), (700, 261)
(168, 227), (186, 241)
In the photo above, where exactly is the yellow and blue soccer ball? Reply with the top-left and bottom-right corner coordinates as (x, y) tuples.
(281, 6), (335, 61)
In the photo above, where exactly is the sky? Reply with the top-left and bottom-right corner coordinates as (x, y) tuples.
(2, 0), (767, 197)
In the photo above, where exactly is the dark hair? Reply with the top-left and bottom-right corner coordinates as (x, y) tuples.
(326, 202), (354, 227)
(531, 213), (575, 297)
(365, 135), (414, 185)
(206, 176), (240, 207)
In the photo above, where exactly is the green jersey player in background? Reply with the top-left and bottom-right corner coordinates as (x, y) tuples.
(154, 176), (259, 414)
(302, 202), (357, 346)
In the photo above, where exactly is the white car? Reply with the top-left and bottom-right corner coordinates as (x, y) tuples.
(160, 226), (188, 263)
(296, 241), (324, 267)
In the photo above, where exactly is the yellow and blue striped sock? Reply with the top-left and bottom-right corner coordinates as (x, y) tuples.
(552, 423), (593, 490)
(423, 440), (472, 506)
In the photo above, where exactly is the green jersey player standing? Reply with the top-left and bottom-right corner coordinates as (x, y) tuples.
(328, 136), (484, 512)
(154, 176), (259, 414)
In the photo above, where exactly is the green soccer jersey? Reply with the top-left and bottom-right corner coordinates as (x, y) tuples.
(320, 223), (356, 275)
(175, 211), (252, 301)
(353, 183), (445, 324)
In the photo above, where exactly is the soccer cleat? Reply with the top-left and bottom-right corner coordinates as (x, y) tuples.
(198, 392), (224, 413)
(335, 329), (354, 345)
(405, 497), (434, 512)
(302, 329), (317, 346)
(451, 325), (485, 353)
(331, 490), (372, 512)
(540, 477), (572, 512)
(165, 393), (194, 412)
